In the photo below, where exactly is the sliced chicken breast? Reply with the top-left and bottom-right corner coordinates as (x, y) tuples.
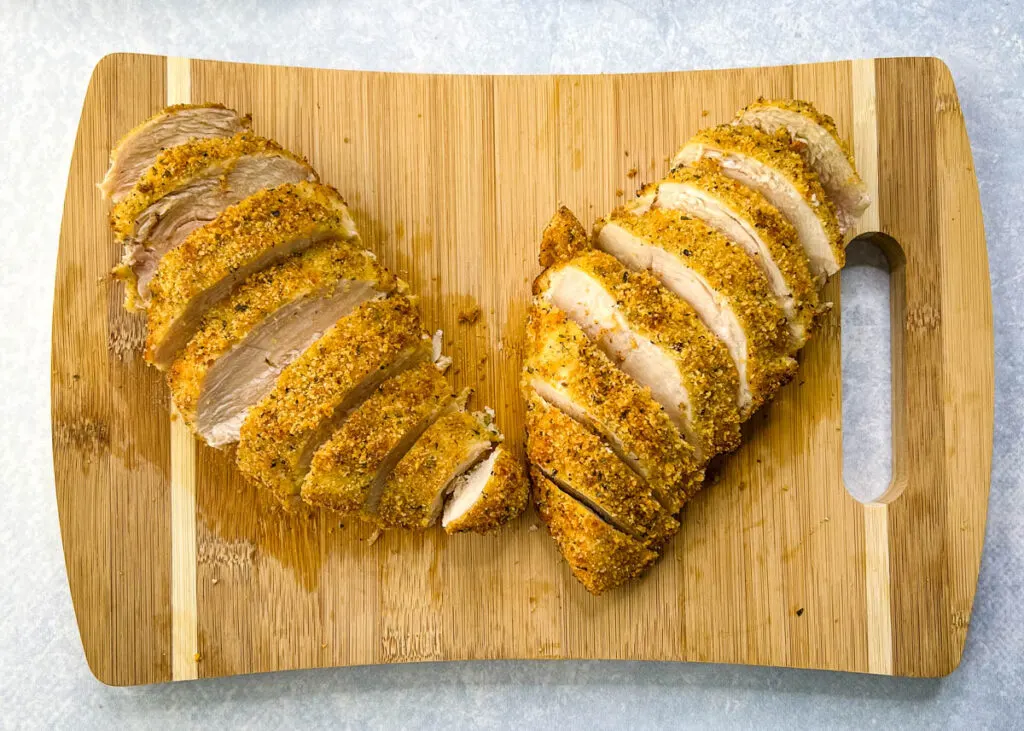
(531, 467), (657, 595)
(236, 296), (431, 508)
(536, 249), (740, 462)
(99, 103), (251, 203)
(111, 133), (315, 308)
(538, 204), (592, 268)
(595, 209), (796, 415)
(654, 159), (818, 349)
(374, 408), (500, 529)
(523, 301), (701, 513)
(736, 98), (870, 232)
(672, 124), (843, 280)
(145, 182), (359, 369)
(525, 393), (679, 550)
(168, 239), (402, 447)
(442, 445), (529, 534)
(303, 364), (460, 516)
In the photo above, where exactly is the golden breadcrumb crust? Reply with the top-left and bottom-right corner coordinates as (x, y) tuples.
(236, 295), (426, 506)
(168, 238), (399, 434)
(375, 408), (498, 529)
(739, 97), (855, 167)
(531, 467), (657, 595)
(522, 300), (701, 512)
(680, 124), (844, 270)
(443, 445), (529, 535)
(663, 158), (819, 347)
(110, 132), (312, 242)
(609, 208), (797, 410)
(537, 249), (741, 461)
(145, 181), (357, 364)
(538, 205), (591, 269)
(302, 362), (454, 515)
(525, 393), (679, 550)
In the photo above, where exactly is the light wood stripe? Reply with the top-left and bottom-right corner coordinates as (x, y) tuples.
(852, 57), (894, 675)
(166, 56), (200, 682)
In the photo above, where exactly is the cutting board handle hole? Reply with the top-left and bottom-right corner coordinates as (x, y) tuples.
(840, 232), (907, 504)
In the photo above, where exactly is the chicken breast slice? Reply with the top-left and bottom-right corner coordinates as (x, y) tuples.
(524, 393), (679, 550)
(236, 295), (431, 508)
(596, 209), (796, 416)
(523, 301), (701, 513)
(111, 132), (315, 308)
(736, 98), (870, 233)
(442, 444), (529, 534)
(145, 182), (359, 369)
(374, 408), (500, 529)
(302, 363), (460, 516)
(538, 204), (592, 268)
(531, 467), (658, 595)
(168, 238), (402, 447)
(654, 159), (818, 349)
(536, 249), (740, 463)
(672, 124), (843, 280)
(99, 103), (251, 203)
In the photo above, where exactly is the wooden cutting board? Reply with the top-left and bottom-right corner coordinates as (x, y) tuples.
(52, 53), (992, 685)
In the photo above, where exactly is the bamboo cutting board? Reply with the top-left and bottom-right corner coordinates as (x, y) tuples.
(52, 53), (992, 685)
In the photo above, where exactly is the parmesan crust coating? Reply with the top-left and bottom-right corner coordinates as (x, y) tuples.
(375, 408), (498, 529)
(609, 208), (797, 410)
(236, 295), (428, 506)
(110, 132), (313, 242)
(677, 124), (844, 270)
(531, 467), (658, 595)
(662, 159), (819, 348)
(302, 362), (455, 515)
(168, 237), (399, 434)
(145, 181), (358, 365)
(537, 249), (741, 460)
(522, 300), (702, 512)
(525, 393), (679, 551)
(538, 205), (591, 269)
(443, 446), (529, 535)
(739, 97), (855, 166)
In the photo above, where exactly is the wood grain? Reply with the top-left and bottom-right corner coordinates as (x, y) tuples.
(52, 53), (992, 684)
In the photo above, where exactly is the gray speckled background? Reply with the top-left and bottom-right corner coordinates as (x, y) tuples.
(1, 0), (1022, 727)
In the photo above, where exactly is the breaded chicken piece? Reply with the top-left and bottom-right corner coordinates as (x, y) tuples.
(442, 444), (529, 534)
(538, 204), (592, 268)
(736, 98), (869, 232)
(236, 295), (430, 508)
(99, 103), (251, 203)
(532, 467), (658, 595)
(536, 249), (741, 462)
(656, 159), (819, 349)
(596, 208), (796, 416)
(672, 124), (843, 280)
(146, 182), (359, 369)
(112, 132), (315, 308)
(523, 300), (701, 512)
(168, 238), (401, 447)
(524, 393), (679, 550)
(375, 407), (499, 529)
(302, 363), (458, 515)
